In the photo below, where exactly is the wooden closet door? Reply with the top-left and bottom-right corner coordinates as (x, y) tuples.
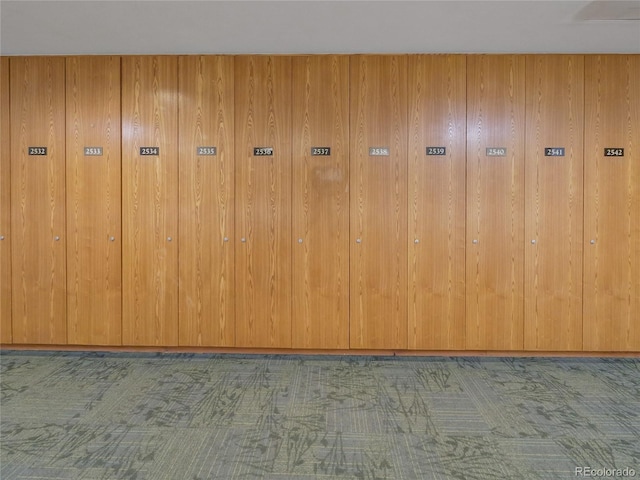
(350, 55), (408, 350)
(178, 56), (235, 347)
(292, 55), (349, 349)
(524, 55), (584, 351)
(235, 56), (292, 348)
(408, 54), (466, 350)
(66, 56), (122, 346)
(0, 57), (11, 344)
(466, 55), (525, 351)
(584, 55), (640, 352)
(122, 56), (179, 346)
(10, 57), (67, 344)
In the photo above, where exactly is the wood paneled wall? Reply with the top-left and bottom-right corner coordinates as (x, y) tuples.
(66, 56), (122, 346)
(408, 55), (466, 350)
(292, 56), (350, 349)
(0, 57), (10, 344)
(10, 57), (67, 344)
(583, 55), (640, 352)
(235, 56), (292, 348)
(178, 56), (235, 347)
(466, 55), (526, 350)
(524, 55), (584, 351)
(121, 56), (179, 346)
(2, 54), (638, 354)
(350, 55), (408, 350)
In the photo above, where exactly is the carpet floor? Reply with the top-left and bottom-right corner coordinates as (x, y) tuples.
(1, 351), (639, 479)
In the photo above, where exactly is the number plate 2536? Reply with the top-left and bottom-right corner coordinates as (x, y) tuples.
(254, 147), (274, 156)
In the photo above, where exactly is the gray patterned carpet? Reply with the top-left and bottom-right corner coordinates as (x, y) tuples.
(1, 351), (639, 480)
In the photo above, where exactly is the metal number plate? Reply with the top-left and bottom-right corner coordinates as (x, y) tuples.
(426, 147), (446, 156)
(311, 147), (331, 156)
(369, 147), (390, 156)
(84, 147), (103, 156)
(140, 147), (160, 156)
(254, 147), (274, 156)
(486, 147), (507, 157)
(197, 146), (217, 156)
(544, 147), (565, 157)
(28, 147), (47, 155)
(604, 148), (624, 157)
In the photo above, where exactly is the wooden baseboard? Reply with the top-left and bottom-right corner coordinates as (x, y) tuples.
(1, 344), (638, 358)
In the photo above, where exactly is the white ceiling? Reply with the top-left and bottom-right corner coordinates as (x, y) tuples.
(1, 0), (639, 56)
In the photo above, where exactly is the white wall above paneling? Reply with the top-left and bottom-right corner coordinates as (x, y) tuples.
(1, 0), (639, 55)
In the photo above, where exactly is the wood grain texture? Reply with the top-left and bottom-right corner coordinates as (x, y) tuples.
(408, 54), (466, 350)
(10, 57), (67, 344)
(350, 55), (408, 350)
(122, 56), (179, 346)
(178, 56), (235, 347)
(0, 57), (11, 343)
(466, 55), (525, 351)
(584, 54), (640, 352)
(66, 56), (122, 346)
(524, 55), (584, 351)
(291, 55), (349, 349)
(235, 56), (292, 348)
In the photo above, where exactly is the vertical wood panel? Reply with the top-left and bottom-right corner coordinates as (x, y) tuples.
(10, 57), (67, 344)
(292, 55), (349, 349)
(584, 55), (640, 352)
(524, 55), (583, 351)
(350, 55), (408, 350)
(122, 56), (179, 346)
(235, 56), (292, 348)
(466, 55), (525, 351)
(66, 56), (122, 346)
(178, 55), (235, 347)
(408, 54), (466, 350)
(0, 57), (11, 343)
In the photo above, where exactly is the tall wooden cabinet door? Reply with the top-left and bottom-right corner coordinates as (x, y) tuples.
(122, 56), (179, 346)
(408, 55), (466, 350)
(292, 55), (349, 349)
(10, 57), (67, 344)
(0, 57), (11, 344)
(235, 56), (292, 348)
(524, 55), (584, 351)
(178, 56), (235, 347)
(66, 56), (122, 346)
(584, 55), (640, 352)
(466, 55), (525, 351)
(350, 55), (408, 350)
